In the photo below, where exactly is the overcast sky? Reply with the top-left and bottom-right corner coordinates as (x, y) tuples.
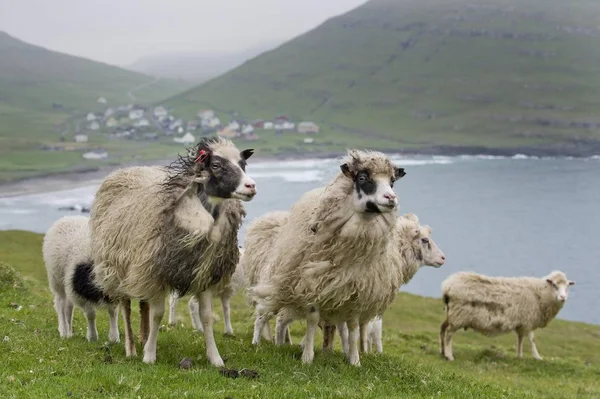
(0, 0), (366, 66)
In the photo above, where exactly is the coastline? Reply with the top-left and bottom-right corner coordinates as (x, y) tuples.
(1, 141), (599, 199)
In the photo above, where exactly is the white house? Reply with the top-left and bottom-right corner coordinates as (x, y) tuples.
(303, 137), (315, 144)
(97, 97), (107, 105)
(74, 134), (88, 143)
(134, 118), (150, 127)
(104, 108), (115, 117)
(274, 121), (295, 130)
(154, 106), (168, 118)
(263, 121), (274, 130)
(297, 121), (320, 134)
(82, 151), (108, 160)
(88, 121), (100, 131)
(197, 110), (215, 120)
(105, 117), (118, 128)
(129, 109), (144, 120)
(86, 113), (96, 122)
(241, 124), (254, 135)
(177, 126), (184, 134)
(226, 121), (241, 132)
(201, 117), (221, 128)
(173, 132), (195, 145)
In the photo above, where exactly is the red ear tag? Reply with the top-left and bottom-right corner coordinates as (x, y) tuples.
(195, 150), (208, 163)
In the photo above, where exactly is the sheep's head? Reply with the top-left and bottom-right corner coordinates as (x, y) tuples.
(544, 271), (575, 302)
(397, 214), (445, 267)
(194, 137), (257, 202)
(340, 150), (405, 214)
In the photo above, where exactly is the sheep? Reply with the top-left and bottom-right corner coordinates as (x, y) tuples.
(89, 136), (256, 365)
(167, 247), (246, 336)
(289, 213), (446, 354)
(439, 270), (575, 361)
(248, 149), (406, 365)
(42, 215), (119, 343)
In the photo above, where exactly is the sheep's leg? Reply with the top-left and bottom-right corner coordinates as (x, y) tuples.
(337, 322), (349, 355)
(196, 290), (225, 367)
(359, 322), (369, 353)
(275, 311), (294, 345)
(83, 305), (99, 342)
(374, 321), (383, 354)
(121, 299), (137, 357)
(443, 325), (456, 361)
(63, 300), (74, 338)
(301, 308), (320, 364)
(138, 300), (150, 345)
(346, 319), (361, 366)
(516, 331), (524, 358)
(261, 320), (272, 341)
(107, 304), (120, 343)
(322, 322), (336, 351)
(168, 292), (179, 326)
(188, 297), (203, 332)
(439, 320), (448, 356)
(528, 331), (542, 360)
(285, 326), (293, 344)
(221, 293), (234, 336)
(252, 304), (271, 345)
(142, 297), (165, 364)
(54, 295), (67, 337)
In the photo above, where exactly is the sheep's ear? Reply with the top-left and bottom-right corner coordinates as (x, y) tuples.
(241, 149), (254, 160)
(568, 280), (575, 286)
(340, 163), (354, 178)
(394, 167), (406, 180)
(546, 279), (554, 286)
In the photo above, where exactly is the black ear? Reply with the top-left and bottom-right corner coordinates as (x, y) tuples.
(546, 279), (554, 286)
(340, 163), (353, 178)
(394, 167), (406, 180)
(241, 149), (254, 160)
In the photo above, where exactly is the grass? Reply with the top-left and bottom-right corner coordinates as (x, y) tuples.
(1, 230), (599, 398)
(166, 0), (600, 152)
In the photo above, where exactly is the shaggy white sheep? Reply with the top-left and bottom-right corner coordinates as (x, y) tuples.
(167, 247), (246, 336)
(249, 150), (406, 366)
(440, 270), (575, 361)
(89, 137), (256, 365)
(42, 215), (119, 343)
(292, 213), (446, 354)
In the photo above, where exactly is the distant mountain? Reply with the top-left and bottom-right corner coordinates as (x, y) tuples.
(166, 0), (600, 156)
(129, 41), (282, 83)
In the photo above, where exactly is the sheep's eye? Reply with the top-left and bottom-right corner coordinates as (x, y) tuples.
(421, 238), (430, 244)
(357, 174), (367, 182)
(211, 163), (220, 170)
(390, 179), (395, 188)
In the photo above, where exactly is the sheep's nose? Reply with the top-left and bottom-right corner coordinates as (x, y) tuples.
(558, 295), (567, 301)
(441, 256), (446, 261)
(245, 182), (256, 189)
(384, 193), (396, 201)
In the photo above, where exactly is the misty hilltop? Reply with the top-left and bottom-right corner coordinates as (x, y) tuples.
(167, 0), (600, 155)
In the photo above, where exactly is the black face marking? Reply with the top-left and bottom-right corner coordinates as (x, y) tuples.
(365, 201), (381, 213)
(394, 167), (406, 180)
(203, 155), (243, 199)
(72, 262), (111, 304)
(355, 170), (377, 196)
(443, 294), (450, 305)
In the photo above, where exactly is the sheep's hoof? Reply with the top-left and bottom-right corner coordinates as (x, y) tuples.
(143, 353), (157, 364)
(534, 355), (543, 361)
(209, 357), (225, 368)
(444, 355), (454, 361)
(223, 332), (235, 338)
(301, 351), (314, 364)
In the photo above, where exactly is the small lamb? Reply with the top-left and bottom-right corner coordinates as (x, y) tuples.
(440, 270), (575, 361)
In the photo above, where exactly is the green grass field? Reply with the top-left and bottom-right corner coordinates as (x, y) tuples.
(1, 230), (599, 398)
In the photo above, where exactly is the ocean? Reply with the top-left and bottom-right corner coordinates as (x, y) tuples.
(1, 154), (599, 324)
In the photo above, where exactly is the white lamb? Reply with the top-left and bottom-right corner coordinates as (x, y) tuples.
(42, 215), (119, 343)
(440, 270), (575, 361)
(249, 150), (406, 365)
(167, 247), (246, 335)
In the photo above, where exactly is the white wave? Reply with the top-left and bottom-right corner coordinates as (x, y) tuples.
(1, 209), (37, 215)
(252, 158), (335, 170)
(251, 170), (324, 183)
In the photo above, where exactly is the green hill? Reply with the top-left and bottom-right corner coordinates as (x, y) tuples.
(167, 0), (600, 156)
(1, 230), (599, 398)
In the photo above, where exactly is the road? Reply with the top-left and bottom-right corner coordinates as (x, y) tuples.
(127, 77), (161, 101)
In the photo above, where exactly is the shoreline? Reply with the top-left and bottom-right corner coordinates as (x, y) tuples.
(1, 143), (599, 199)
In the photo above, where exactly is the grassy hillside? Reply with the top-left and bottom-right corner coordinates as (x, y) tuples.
(1, 230), (599, 398)
(0, 31), (192, 182)
(167, 0), (600, 155)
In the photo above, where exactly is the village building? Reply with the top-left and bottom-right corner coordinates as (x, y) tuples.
(173, 132), (195, 145)
(82, 150), (108, 160)
(297, 121), (320, 134)
(154, 106), (168, 118)
(73, 134), (88, 143)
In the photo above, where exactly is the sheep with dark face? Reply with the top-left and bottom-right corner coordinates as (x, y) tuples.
(43, 215), (119, 343)
(248, 150), (405, 366)
(89, 137), (256, 365)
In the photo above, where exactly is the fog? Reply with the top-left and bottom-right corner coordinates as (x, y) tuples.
(0, 0), (366, 66)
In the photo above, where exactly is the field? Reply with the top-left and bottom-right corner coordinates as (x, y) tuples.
(1, 230), (599, 398)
